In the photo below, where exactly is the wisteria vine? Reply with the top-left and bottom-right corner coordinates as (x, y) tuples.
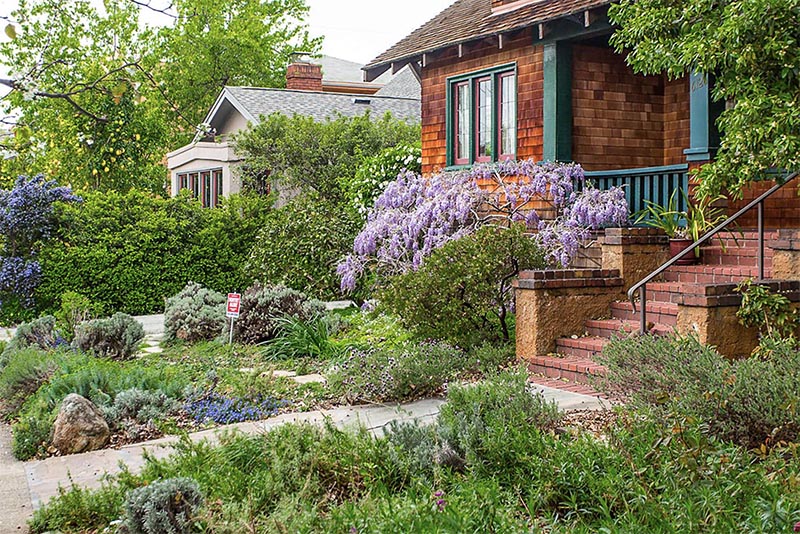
(337, 160), (629, 292)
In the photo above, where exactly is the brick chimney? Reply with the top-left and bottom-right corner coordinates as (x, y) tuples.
(286, 60), (323, 92)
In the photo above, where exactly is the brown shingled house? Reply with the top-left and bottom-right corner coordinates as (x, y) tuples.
(364, 0), (799, 227)
(365, 0), (800, 378)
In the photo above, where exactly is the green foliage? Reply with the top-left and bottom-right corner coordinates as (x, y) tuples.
(12, 410), (56, 461)
(29, 481), (129, 534)
(736, 279), (799, 341)
(234, 112), (420, 202)
(234, 283), (325, 345)
(328, 340), (480, 404)
(36, 190), (271, 316)
(164, 282), (226, 344)
(246, 197), (362, 299)
(105, 388), (180, 426)
(124, 477), (204, 534)
(73, 312), (145, 360)
(344, 143), (422, 215)
(598, 333), (800, 448)
(0, 348), (57, 417)
(2, 315), (64, 358)
(54, 291), (98, 342)
(609, 0), (800, 197)
(378, 224), (545, 348)
(260, 315), (353, 361)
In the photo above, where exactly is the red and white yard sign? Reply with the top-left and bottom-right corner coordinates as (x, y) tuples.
(226, 293), (241, 318)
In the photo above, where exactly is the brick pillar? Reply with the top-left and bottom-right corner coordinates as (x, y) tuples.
(286, 62), (323, 92)
(771, 230), (800, 279)
(515, 269), (623, 358)
(601, 228), (669, 293)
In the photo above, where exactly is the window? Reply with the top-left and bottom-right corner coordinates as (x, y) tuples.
(176, 168), (224, 208)
(447, 64), (517, 166)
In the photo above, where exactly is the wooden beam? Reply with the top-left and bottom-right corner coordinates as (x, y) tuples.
(538, 23), (548, 40)
(422, 53), (427, 68)
(498, 33), (504, 49)
(409, 61), (422, 81)
(458, 43), (463, 58)
(584, 9), (598, 27)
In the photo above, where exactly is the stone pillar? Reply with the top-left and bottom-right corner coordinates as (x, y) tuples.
(771, 230), (800, 279)
(515, 269), (623, 358)
(601, 228), (669, 293)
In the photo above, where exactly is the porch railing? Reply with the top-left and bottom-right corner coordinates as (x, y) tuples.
(627, 171), (800, 334)
(584, 163), (689, 216)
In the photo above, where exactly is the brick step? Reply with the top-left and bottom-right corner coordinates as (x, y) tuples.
(700, 246), (773, 268)
(661, 264), (769, 283)
(584, 318), (674, 338)
(555, 336), (609, 359)
(528, 353), (606, 385)
(610, 301), (678, 326)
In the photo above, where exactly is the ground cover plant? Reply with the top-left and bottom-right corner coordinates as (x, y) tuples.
(28, 369), (800, 533)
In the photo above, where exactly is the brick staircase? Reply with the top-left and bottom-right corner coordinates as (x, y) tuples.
(528, 230), (782, 385)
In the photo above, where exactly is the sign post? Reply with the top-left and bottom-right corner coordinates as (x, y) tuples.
(226, 293), (241, 344)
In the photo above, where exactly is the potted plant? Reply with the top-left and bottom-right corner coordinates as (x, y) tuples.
(636, 189), (728, 265)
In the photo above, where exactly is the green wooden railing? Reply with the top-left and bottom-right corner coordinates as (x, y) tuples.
(583, 163), (690, 216)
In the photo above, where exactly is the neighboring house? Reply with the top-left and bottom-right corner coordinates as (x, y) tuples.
(166, 56), (420, 207)
(363, 0), (799, 228)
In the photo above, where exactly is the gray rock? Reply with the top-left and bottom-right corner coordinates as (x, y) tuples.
(52, 394), (110, 455)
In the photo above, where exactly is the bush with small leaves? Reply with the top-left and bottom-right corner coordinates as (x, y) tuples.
(73, 313), (144, 360)
(0, 348), (58, 417)
(2, 315), (66, 361)
(163, 282), (226, 344)
(104, 388), (180, 426)
(123, 477), (203, 534)
(234, 283), (325, 345)
(54, 291), (98, 342)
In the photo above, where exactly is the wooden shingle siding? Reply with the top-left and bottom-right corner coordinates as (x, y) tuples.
(571, 44), (690, 171)
(421, 35), (543, 174)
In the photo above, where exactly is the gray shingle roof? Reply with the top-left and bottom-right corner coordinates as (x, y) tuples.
(318, 55), (392, 84)
(224, 87), (420, 124)
(375, 66), (421, 100)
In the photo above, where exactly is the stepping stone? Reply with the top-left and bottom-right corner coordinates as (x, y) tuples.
(140, 346), (163, 354)
(267, 370), (297, 378)
(292, 373), (326, 385)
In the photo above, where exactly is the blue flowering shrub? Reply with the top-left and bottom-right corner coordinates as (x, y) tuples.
(184, 391), (287, 425)
(0, 175), (80, 323)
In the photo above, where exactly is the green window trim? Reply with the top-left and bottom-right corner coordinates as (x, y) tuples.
(446, 63), (518, 167)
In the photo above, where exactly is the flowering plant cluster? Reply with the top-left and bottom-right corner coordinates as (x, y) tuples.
(183, 392), (288, 425)
(337, 160), (628, 291)
(0, 175), (80, 307)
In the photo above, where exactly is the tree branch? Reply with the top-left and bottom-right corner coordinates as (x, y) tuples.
(128, 0), (177, 18)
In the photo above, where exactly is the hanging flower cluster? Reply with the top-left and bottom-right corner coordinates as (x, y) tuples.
(337, 160), (629, 292)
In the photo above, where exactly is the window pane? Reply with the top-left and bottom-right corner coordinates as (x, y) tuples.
(456, 83), (470, 162)
(476, 78), (492, 159)
(201, 171), (211, 208)
(190, 173), (199, 198)
(500, 74), (516, 157)
(213, 170), (223, 207)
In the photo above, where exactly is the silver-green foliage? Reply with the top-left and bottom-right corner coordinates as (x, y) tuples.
(124, 477), (203, 534)
(235, 283), (326, 345)
(73, 312), (144, 360)
(2, 315), (63, 361)
(104, 388), (179, 426)
(163, 282), (226, 344)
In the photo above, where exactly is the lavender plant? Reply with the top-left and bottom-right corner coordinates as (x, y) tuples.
(337, 160), (628, 291)
(0, 175), (80, 313)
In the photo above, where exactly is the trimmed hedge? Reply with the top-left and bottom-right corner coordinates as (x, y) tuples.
(35, 190), (270, 316)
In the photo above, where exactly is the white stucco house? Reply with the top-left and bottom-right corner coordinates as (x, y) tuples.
(166, 56), (421, 207)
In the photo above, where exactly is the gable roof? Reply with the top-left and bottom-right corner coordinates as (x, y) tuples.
(365, 0), (611, 79)
(374, 66), (421, 100)
(206, 86), (420, 133)
(318, 55), (392, 85)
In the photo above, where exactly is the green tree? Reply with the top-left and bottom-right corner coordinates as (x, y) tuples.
(234, 112), (420, 202)
(609, 0), (800, 197)
(0, 0), (319, 192)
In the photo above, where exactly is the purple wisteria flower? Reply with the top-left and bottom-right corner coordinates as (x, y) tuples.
(337, 159), (629, 290)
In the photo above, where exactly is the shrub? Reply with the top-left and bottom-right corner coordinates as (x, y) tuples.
(124, 477), (203, 534)
(12, 410), (56, 460)
(260, 315), (353, 361)
(54, 291), (98, 342)
(378, 224), (544, 348)
(599, 334), (800, 448)
(105, 388), (180, 426)
(234, 283), (325, 345)
(0, 348), (58, 418)
(246, 198), (362, 300)
(183, 392), (286, 425)
(3, 315), (65, 358)
(73, 312), (144, 360)
(36, 190), (270, 316)
(328, 340), (478, 403)
(344, 143), (422, 215)
(163, 282), (226, 344)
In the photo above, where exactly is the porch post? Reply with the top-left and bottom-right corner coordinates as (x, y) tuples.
(684, 71), (724, 163)
(543, 41), (572, 162)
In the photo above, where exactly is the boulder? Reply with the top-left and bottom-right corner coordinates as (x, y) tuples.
(52, 394), (110, 454)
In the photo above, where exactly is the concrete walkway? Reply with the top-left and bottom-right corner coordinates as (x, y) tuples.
(0, 426), (32, 533)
